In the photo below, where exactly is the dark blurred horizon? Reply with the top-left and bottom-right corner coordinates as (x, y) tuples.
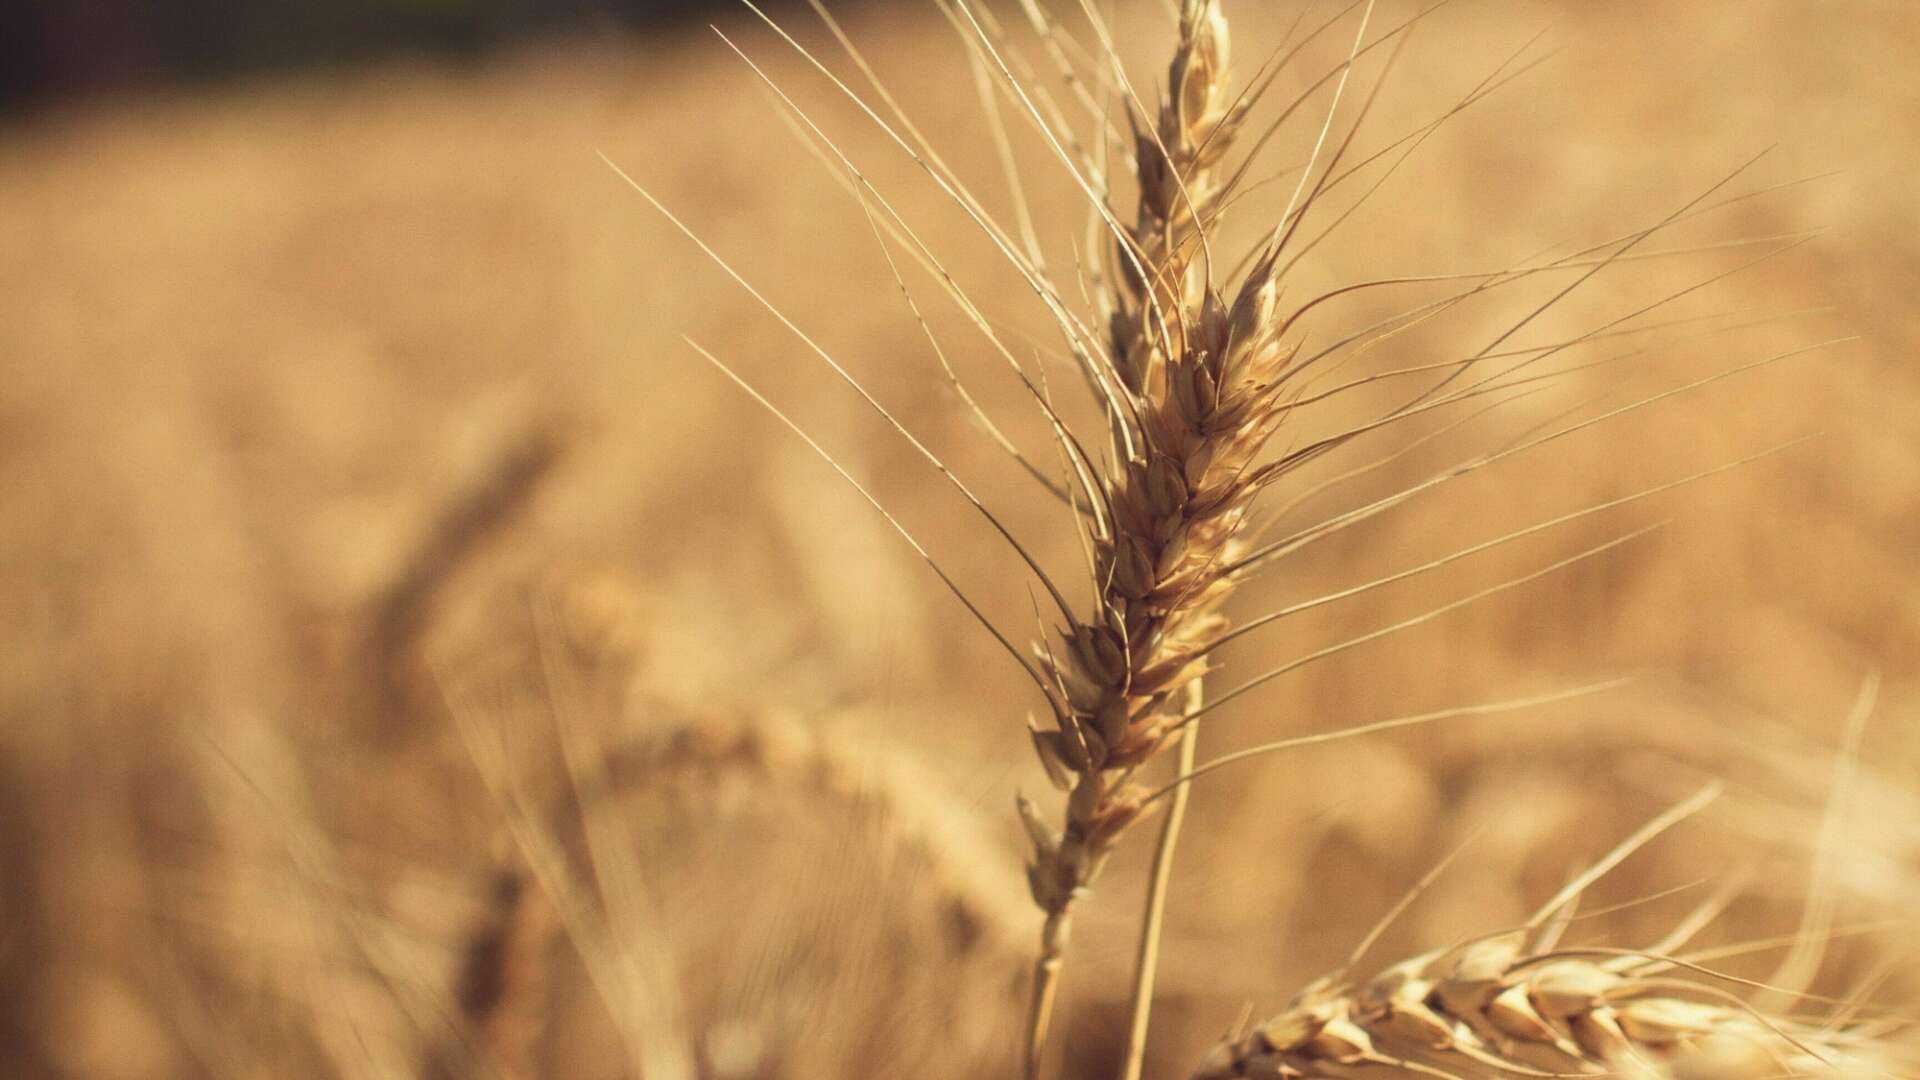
(0, 0), (848, 109)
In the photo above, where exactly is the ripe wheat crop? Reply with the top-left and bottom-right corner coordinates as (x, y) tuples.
(5, 0), (1916, 1077)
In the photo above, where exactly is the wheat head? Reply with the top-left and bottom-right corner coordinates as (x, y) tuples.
(1190, 932), (1901, 1080)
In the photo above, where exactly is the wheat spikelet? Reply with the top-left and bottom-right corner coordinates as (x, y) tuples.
(1104, 0), (1236, 394)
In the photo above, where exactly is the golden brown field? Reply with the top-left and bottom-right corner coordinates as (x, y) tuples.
(3, 1), (1917, 1077)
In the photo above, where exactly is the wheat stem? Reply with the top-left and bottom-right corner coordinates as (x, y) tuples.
(1023, 907), (1074, 1080)
(1120, 682), (1203, 1080)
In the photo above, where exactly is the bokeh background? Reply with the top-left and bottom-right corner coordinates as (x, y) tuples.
(3, 1), (1917, 1076)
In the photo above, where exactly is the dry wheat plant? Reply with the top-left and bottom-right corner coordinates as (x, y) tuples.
(7, 0), (1920, 1078)
(538, 1), (1918, 1078)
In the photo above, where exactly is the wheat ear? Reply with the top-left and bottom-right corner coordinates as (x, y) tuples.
(1190, 790), (1909, 1080)
(1190, 938), (1905, 1080)
(445, 705), (1032, 1074)
(1017, 3), (1366, 1072)
(586, 712), (1033, 963)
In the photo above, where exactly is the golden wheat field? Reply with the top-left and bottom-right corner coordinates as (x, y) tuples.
(4, 1), (1919, 1077)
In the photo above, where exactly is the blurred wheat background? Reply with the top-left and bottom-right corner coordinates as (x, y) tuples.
(3, 1), (1917, 1077)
